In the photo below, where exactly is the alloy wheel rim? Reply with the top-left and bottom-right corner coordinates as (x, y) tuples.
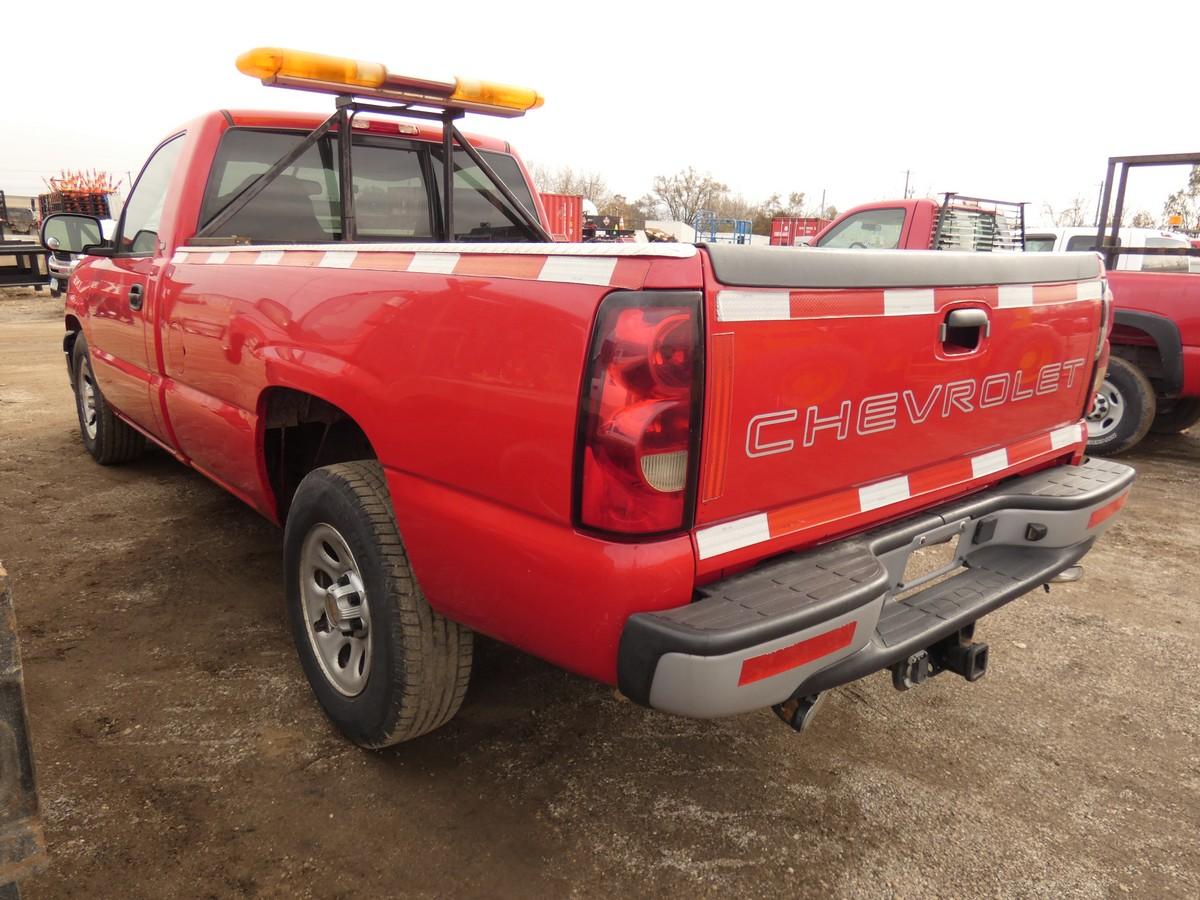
(79, 358), (98, 440)
(299, 523), (372, 697)
(1086, 379), (1125, 439)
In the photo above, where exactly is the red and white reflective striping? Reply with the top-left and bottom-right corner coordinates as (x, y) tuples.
(716, 279), (1104, 322)
(694, 421), (1087, 560)
(171, 242), (696, 288)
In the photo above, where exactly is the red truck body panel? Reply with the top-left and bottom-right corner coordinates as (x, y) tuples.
(62, 109), (1112, 690)
(1108, 269), (1200, 396)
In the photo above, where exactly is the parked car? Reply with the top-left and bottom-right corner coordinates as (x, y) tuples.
(41, 48), (1132, 747)
(1024, 226), (1199, 274)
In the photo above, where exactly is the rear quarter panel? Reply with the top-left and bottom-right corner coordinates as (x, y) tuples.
(160, 246), (702, 681)
(1108, 269), (1200, 395)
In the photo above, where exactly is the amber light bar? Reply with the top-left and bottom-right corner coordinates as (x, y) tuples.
(236, 47), (543, 118)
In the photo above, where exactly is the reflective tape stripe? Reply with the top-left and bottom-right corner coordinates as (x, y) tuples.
(254, 250), (284, 265)
(1050, 421), (1084, 449)
(716, 290), (791, 322)
(971, 448), (1009, 478)
(537, 256), (617, 286)
(858, 475), (911, 511)
(318, 251), (357, 268)
(997, 285), (1034, 308)
(694, 420), (1088, 560)
(409, 252), (459, 274)
(883, 289), (935, 316)
(205, 251), (229, 265)
(695, 514), (771, 560)
(1076, 281), (1103, 301)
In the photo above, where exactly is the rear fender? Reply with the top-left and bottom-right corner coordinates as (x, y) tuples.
(1111, 310), (1183, 396)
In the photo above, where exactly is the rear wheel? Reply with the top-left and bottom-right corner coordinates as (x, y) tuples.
(71, 334), (145, 464)
(1150, 397), (1200, 435)
(283, 461), (472, 747)
(1086, 356), (1155, 456)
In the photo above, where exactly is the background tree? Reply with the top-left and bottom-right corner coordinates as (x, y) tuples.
(1131, 210), (1156, 228)
(1043, 195), (1090, 227)
(651, 167), (729, 224)
(530, 164), (612, 209)
(1163, 164), (1200, 230)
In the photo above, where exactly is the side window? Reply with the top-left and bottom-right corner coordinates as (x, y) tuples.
(817, 208), (905, 249)
(200, 129), (340, 242)
(432, 148), (538, 242)
(1024, 235), (1056, 252)
(118, 135), (185, 255)
(1065, 234), (1105, 253)
(199, 128), (435, 242)
(1141, 237), (1190, 273)
(352, 141), (433, 239)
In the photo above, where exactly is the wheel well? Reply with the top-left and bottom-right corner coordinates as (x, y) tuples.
(1110, 326), (1164, 391)
(261, 389), (376, 519)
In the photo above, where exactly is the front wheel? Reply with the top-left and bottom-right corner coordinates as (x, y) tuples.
(71, 334), (145, 465)
(1086, 356), (1155, 456)
(283, 461), (473, 747)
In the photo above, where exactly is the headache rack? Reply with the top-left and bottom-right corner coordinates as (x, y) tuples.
(194, 47), (552, 246)
(1095, 152), (1200, 271)
(931, 193), (1027, 252)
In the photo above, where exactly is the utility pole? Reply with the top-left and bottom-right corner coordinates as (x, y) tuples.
(820, 189), (826, 216)
(903, 170), (911, 199)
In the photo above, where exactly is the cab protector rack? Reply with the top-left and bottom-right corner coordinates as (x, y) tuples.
(931, 192), (1027, 252)
(195, 54), (552, 245)
(1095, 152), (1200, 270)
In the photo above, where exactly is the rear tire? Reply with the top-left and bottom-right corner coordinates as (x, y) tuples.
(1150, 397), (1200, 435)
(1086, 356), (1155, 456)
(71, 334), (145, 465)
(283, 461), (472, 747)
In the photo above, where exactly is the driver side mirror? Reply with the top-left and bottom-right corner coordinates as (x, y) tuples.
(40, 213), (113, 256)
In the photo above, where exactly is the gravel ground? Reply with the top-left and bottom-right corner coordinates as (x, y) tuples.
(0, 287), (1197, 899)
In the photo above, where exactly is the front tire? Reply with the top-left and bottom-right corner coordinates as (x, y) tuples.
(1150, 397), (1200, 435)
(1086, 356), (1155, 456)
(71, 334), (145, 465)
(283, 461), (472, 747)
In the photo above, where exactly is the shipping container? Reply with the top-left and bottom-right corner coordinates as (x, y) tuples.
(769, 216), (830, 246)
(539, 192), (583, 242)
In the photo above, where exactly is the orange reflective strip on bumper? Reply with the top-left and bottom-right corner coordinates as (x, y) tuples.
(737, 621), (857, 686)
(1088, 490), (1129, 529)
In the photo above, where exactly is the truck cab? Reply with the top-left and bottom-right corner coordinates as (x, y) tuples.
(811, 194), (1025, 252)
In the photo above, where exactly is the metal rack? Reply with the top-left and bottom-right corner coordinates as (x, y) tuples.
(692, 210), (753, 245)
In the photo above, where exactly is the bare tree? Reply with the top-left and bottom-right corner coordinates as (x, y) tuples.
(529, 164), (612, 208)
(651, 167), (729, 224)
(1043, 195), (1090, 227)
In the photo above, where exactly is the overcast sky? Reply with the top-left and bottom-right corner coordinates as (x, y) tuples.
(3, 1), (1196, 227)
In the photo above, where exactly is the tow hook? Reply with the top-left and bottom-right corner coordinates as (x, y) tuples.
(891, 625), (989, 690)
(773, 692), (826, 733)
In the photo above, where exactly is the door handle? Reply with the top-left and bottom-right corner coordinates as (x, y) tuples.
(128, 283), (144, 311)
(940, 307), (990, 342)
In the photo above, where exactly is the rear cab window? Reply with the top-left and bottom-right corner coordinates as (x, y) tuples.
(1024, 235), (1056, 252)
(816, 208), (906, 249)
(198, 127), (534, 243)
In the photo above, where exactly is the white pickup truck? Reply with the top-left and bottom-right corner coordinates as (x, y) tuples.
(1025, 226), (1199, 274)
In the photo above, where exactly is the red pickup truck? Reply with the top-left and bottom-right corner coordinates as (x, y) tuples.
(813, 184), (1200, 454)
(40, 49), (1133, 747)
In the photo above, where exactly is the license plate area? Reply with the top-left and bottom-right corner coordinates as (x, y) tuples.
(877, 517), (973, 597)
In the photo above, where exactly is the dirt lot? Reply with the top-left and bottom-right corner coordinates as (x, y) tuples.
(0, 287), (1197, 899)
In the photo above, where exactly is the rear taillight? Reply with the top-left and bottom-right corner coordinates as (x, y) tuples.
(1091, 279), (1114, 398)
(577, 291), (703, 535)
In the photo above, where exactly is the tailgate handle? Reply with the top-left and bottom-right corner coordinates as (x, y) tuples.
(940, 307), (990, 344)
